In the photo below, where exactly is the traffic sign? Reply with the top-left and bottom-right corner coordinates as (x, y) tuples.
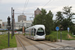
(67, 27), (70, 32)
(67, 27), (70, 30)
(56, 26), (59, 41)
(56, 26), (59, 31)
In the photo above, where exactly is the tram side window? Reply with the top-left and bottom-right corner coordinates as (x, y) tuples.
(25, 30), (27, 32)
(25, 30), (28, 32)
(31, 29), (35, 36)
(31, 29), (33, 35)
(34, 29), (36, 36)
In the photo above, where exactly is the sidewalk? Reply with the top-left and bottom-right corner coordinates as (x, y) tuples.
(2, 48), (17, 50)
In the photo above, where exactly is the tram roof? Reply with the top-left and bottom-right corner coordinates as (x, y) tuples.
(26, 25), (45, 30)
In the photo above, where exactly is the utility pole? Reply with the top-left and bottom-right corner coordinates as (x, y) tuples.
(22, 20), (24, 34)
(11, 7), (14, 39)
(13, 9), (14, 36)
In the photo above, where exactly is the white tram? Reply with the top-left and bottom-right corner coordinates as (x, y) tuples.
(25, 25), (46, 40)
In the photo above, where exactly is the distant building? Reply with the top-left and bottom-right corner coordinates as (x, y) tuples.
(2, 21), (32, 29)
(0, 19), (2, 28)
(34, 8), (41, 17)
(15, 21), (32, 29)
(2, 22), (7, 29)
(18, 15), (26, 22)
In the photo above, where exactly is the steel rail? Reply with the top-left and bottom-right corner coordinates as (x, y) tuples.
(38, 41), (56, 48)
(16, 35), (27, 50)
(19, 35), (43, 50)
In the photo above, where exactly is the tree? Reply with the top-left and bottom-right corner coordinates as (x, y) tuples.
(61, 19), (70, 30)
(56, 11), (64, 23)
(63, 6), (75, 23)
(56, 11), (64, 26)
(45, 11), (53, 35)
(62, 6), (74, 30)
(33, 9), (47, 25)
(33, 9), (53, 35)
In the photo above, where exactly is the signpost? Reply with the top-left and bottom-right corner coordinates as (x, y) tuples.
(67, 27), (70, 32)
(60, 28), (63, 42)
(56, 26), (59, 41)
(67, 27), (70, 39)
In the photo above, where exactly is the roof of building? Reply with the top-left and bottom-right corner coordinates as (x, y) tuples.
(37, 8), (40, 10)
(18, 15), (26, 17)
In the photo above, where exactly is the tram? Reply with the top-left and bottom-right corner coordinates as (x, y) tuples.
(25, 25), (46, 40)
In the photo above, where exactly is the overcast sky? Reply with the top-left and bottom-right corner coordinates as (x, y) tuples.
(0, 0), (75, 22)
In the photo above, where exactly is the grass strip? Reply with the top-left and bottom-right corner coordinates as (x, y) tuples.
(0, 34), (17, 49)
(50, 31), (75, 40)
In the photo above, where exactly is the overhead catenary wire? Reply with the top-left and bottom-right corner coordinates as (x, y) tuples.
(23, 0), (28, 12)
(22, 0), (29, 13)
(22, 0), (29, 14)
(43, 0), (52, 8)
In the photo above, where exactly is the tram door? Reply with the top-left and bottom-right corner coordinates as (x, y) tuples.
(34, 29), (36, 36)
(31, 29), (34, 39)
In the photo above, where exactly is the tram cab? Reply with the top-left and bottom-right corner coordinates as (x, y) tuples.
(25, 25), (46, 40)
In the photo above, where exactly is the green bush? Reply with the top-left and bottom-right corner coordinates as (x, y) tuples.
(45, 35), (48, 40)
(70, 25), (75, 35)
(45, 35), (57, 42)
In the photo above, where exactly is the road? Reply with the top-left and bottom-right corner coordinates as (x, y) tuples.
(2, 35), (75, 50)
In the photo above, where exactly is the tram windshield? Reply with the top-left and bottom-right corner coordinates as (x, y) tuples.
(37, 28), (44, 36)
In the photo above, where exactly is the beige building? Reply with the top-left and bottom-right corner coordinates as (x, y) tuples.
(18, 15), (26, 22)
(34, 8), (41, 17)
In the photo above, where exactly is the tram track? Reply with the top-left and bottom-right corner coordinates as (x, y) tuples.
(19, 35), (62, 49)
(43, 41), (65, 47)
(18, 35), (43, 50)
(19, 35), (57, 50)
(37, 41), (56, 48)
(18, 35), (68, 50)
(16, 35), (27, 50)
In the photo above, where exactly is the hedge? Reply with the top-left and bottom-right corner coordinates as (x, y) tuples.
(45, 35), (57, 42)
